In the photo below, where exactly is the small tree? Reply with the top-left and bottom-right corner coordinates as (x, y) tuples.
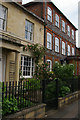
(53, 63), (74, 87)
(53, 63), (74, 80)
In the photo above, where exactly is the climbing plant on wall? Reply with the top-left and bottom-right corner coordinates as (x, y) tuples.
(23, 44), (47, 64)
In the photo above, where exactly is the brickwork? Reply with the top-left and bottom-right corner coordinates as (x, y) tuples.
(3, 104), (46, 119)
(58, 91), (80, 108)
(23, 2), (43, 18)
(23, 1), (78, 71)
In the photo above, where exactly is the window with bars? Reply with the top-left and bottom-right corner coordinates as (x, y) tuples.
(72, 47), (75, 55)
(25, 20), (33, 41)
(47, 32), (52, 50)
(47, 7), (52, 22)
(67, 25), (70, 37)
(68, 45), (70, 56)
(21, 56), (34, 78)
(55, 37), (59, 52)
(47, 59), (52, 71)
(62, 20), (65, 32)
(72, 29), (74, 40)
(62, 41), (65, 55)
(55, 14), (59, 28)
(0, 5), (7, 31)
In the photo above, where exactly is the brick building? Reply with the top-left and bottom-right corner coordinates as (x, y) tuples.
(23, 0), (77, 71)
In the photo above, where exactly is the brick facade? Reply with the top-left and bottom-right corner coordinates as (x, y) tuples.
(23, 0), (78, 72)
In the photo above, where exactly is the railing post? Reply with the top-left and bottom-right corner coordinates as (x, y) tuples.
(55, 78), (58, 108)
(42, 79), (46, 103)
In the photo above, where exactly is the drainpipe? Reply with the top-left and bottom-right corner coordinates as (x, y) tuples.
(44, 0), (47, 64)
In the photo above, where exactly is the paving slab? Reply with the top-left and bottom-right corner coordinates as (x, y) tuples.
(46, 100), (79, 118)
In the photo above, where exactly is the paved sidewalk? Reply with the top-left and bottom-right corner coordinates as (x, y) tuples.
(46, 100), (79, 118)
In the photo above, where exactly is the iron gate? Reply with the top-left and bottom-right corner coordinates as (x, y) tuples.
(42, 79), (58, 109)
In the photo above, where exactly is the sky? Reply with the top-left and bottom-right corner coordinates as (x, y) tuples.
(22, 0), (80, 47)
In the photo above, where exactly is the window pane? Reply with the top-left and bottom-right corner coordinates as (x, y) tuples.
(55, 14), (59, 27)
(0, 5), (7, 31)
(62, 20), (65, 32)
(68, 45), (70, 56)
(47, 32), (52, 49)
(72, 47), (74, 55)
(47, 60), (52, 71)
(68, 25), (70, 36)
(21, 56), (34, 77)
(55, 37), (59, 52)
(25, 20), (33, 40)
(47, 7), (52, 22)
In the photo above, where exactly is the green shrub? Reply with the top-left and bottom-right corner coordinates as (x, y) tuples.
(24, 78), (41, 90)
(45, 80), (71, 100)
(45, 79), (63, 99)
(2, 96), (33, 116)
(18, 97), (33, 108)
(2, 97), (18, 116)
(59, 86), (70, 97)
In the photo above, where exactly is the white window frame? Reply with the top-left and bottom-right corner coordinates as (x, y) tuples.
(67, 25), (70, 37)
(62, 20), (65, 32)
(62, 41), (65, 55)
(47, 32), (52, 50)
(72, 47), (75, 55)
(55, 37), (59, 52)
(21, 55), (34, 78)
(25, 20), (33, 41)
(55, 14), (59, 28)
(68, 45), (71, 56)
(72, 29), (74, 40)
(0, 5), (7, 31)
(47, 7), (52, 22)
(47, 59), (52, 71)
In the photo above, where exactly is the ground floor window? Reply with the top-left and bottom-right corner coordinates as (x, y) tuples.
(47, 59), (52, 71)
(21, 55), (34, 78)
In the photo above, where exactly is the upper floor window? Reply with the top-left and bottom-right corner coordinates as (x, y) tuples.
(62, 41), (65, 55)
(25, 20), (33, 41)
(55, 14), (59, 28)
(47, 7), (52, 22)
(0, 5), (7, 31)
(62, 20), (65, 32)
(67, 25), (70, 37)
(55, 37), (59, 52)
(47, 59), (52, 71)
(47, 32), (52, 50)
(72, 47), (75, 55)
(68, 45), (70, 56)
(21, 55), (34, 78)
(72, 29), (74, 40)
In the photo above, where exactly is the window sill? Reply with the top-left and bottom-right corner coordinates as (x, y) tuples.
(47, 19), (52, 23)
(47, 48), (52, 51)
(55, 25), (60, 29)
(55, 51), (60, 54)
(20, 76), (33, 79)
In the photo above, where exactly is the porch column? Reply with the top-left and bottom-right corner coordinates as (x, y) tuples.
(15, 52), (20, 82)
